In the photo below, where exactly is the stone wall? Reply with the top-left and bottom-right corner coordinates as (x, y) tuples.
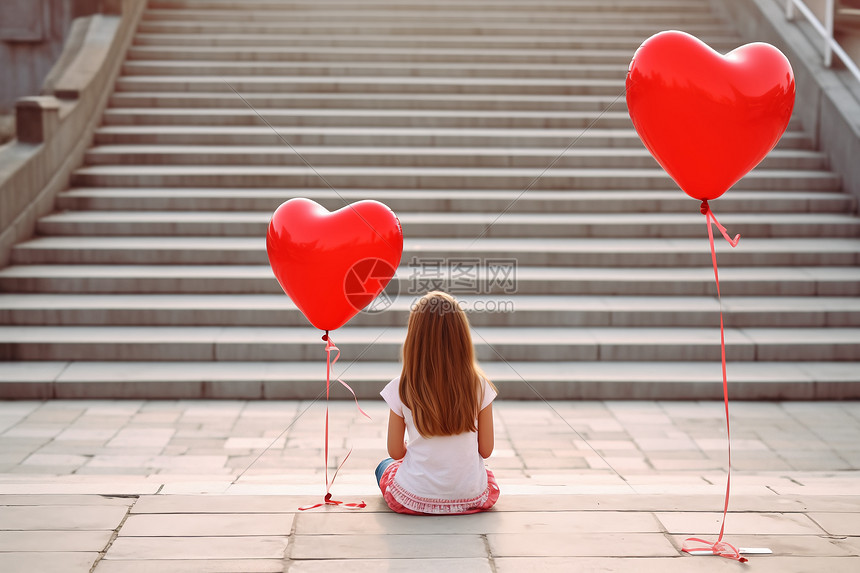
(0, 0), (144, 267)
(0, 0), (122, 112)
(1, 0), (71, 113)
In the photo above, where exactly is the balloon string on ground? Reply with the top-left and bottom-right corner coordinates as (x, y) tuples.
(299, 332), (369, 511)
(682, 202), (746, 562)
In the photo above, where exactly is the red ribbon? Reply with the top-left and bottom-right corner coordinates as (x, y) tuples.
(298, 332), (371, 511)
(682, 202), (746, 562)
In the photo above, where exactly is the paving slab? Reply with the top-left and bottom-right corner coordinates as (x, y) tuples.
(667, 533), (855, 557)
(290, 532), (487, 559)
(56, 428), (121, 441)
(287, 558), (493, 573)
(839, 536), (860, 556)
(94, 560), (284, 573)
(808, 512), (860, 536)
(0, 505), (129, 530)
(1, 398), (859, 569)
(119, 513), (294, 536)
(295, 510), (661, 535)
(494, 556), (860, 573)
(0, 494), (133, 506)
(0, 483), (161, 495)
(657, 511), (827, 536)
(487, 531), (677, 557)
(104, 536), (289, 560)
(0, 530), (113, 552)
(0, 552), (99, 573)
(130, 494), (382, 514)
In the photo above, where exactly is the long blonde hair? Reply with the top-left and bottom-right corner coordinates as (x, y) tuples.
(399, 291), (495, 437)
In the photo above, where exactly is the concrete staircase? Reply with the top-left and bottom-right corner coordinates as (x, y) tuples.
(1, 0), (859, 400)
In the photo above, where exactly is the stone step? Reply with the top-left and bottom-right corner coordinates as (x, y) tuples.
(144, 0), (715, 13)
(125, 46), (636, 65)
(91, 126), (817, 149)
(33, 211), (860, 239)
(141, 7), (719, 23)
(10, 237), (860, 267)
(3, 294), (859, 328)
(82, 145), (827, 171)
(115, 75), (630, 95)
(7, 359), (856, 400)
(103, 108), (806, 132)
(134, 21), (731, 38)
(143, 12), (717, 24)
(68, 165), (841, 192)
(107, 92), (629, 111)
(121, 61), (633, 80)
(139, 10), (731, 25)
(54, 188), (856, 214)
(1, 325), (858, 362)
(2, 265), (858, 297)
(130, 33), (742, 51)
(100, 108), (638, 129)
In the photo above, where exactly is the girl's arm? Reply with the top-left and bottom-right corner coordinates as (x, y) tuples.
(478, 404), (494, 458)
(387, 409), (407, 460)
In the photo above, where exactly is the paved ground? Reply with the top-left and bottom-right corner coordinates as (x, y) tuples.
(1, 398), (859, 572)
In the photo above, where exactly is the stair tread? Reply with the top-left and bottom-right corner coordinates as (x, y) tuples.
(90, 126), (661, 135)
(2, 360), (857, 383)
(3, 293), (860, 313)
(2, 264), (859, 281)
(125, 47), (637, 57)
(128, 32), (743, 52)
(123, 61), (634, 70)
(54, 189), (850, 217)
(130, 31), (741, 39)
(36, 210), (860, 225)
(2, 326), (859, 365)
(102, 108), (634, 118)
(91, 124), (813, 144)
(84, 145), (824, 158)
(14, 235), (860, 248)
(118, 74), (628, 85)
(141, 8), (718, 20)
(145, 0), (714, 8)
(57, 187), (847, 200)
(109, 91), (630, 101)
(134, 24), (734, 37)
(71, 165), (834, 177)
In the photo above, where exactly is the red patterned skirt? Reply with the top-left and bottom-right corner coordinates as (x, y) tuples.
(378, 460), (500, 515)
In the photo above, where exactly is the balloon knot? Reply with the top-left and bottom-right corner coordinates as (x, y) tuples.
(700, 200), (710, 215)
(321, 332), (329, 342)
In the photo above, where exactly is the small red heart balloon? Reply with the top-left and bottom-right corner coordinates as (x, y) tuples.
(266, 198), (403, 331)
(626, 30), (795, 202)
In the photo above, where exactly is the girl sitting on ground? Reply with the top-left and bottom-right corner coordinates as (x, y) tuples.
(375, 290), (499, 514)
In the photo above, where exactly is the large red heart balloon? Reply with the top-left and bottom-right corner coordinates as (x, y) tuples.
(266, 198), (403, 332)
(626, 30), (795, 202)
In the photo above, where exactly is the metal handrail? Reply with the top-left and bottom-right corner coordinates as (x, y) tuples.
(786, 0), (860, 83)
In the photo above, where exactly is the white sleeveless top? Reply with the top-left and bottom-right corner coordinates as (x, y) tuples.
(380, 377), (496, 505)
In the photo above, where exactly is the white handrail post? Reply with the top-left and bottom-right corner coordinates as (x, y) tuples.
(825, 0), (835, 67)
(786, 0), (796, 21)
